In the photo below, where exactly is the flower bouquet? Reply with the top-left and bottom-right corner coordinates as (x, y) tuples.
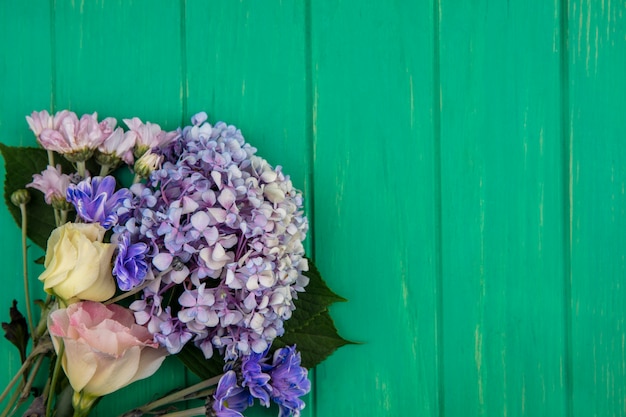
(0, 110), (349, 417)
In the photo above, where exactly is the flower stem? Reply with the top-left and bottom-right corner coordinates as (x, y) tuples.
(158, 407), (206, 417)
(46, 343), (65, 417)
(54, 208), (61, 227)
(105, 280), (151, 305)
(60, 210), (68, 225)
(119, 375), (220, 417)
(19, 353), (45, 402)
(18, 203), (35, 338)
(105, 267), (173, 305)
(99, 164), (110, 177)
(47, 150), (55, 167)
(0, 382), (22, 417)
(0, 340), (51, 412)
(77, 161), (86, 178)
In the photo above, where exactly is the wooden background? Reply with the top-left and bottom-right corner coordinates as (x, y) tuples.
(1, 0), (626, 416)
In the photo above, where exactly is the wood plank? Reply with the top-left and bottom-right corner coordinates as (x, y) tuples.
(53, 0), (183, 128)
(184, 0), (310, 196)
(438, 1), (568, 415)
(310, 1), (440, 415)
(0, 0), (53, 413)
(568, 0), (626, 415)
(184, 2), (312, 416)
(51, 1), (187, 415)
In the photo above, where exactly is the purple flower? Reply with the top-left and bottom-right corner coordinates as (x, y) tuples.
(113, 233), (149, 290)
(67, 176), (132, 229)
(212, 370), (252, 417)
(241, 352), (271, 406)
(264, 346), (310, 417)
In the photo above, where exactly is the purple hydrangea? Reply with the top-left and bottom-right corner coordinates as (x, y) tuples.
(113, 232), (149, 290)
(120, 113), (309, 360)
(67, 175), (132, 229)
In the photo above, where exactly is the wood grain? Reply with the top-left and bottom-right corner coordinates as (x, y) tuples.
(1, 0), (626, 416)
(569, 0), (626, 415)
(310, 1), (440, 415)
(438, 0), (568, 415)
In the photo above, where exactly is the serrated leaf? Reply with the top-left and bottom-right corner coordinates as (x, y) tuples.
(273, 259), (352, 368)
(274, 309), (352, 369)
(0, 144), (74, 249)
(177, 343), (225, 380)
(302, 258), (347, 304)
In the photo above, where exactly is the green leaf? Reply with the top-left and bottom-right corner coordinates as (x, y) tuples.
(274, 259), (352, 369)
(0, 144), (74, 249)
(275, 308), (352, 369)
(301, 258), (347, 305)
(176, 343), (225, 380)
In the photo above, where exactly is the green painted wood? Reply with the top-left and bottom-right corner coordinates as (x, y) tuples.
(2, 1), (626, 416)
(568, 0), (626, 415)
(0, 0), (53, 406)
(183, 2), (313, 416)
(438, 1), (568, 415)
(310, 1), (440, 415)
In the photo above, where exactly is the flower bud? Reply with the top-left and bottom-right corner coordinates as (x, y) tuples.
(11, 189), (31, 206)
(134, 150), (163, 179)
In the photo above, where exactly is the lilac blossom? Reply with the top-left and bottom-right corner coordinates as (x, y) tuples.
(27, 165), (73, 209)
(67, 176), (132, 229)
(118, 113), (309, 360)
(113, 232), (149, 290)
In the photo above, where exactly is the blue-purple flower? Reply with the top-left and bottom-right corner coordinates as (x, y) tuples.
(113, 232), (149, 290)
(67, 176), (132, 229)
(211, 370), (252, 417)
(241, 351), (271, 406)
(264, 346), (310, 417)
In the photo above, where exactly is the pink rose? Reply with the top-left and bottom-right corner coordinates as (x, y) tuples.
(48, 301), (168, 397)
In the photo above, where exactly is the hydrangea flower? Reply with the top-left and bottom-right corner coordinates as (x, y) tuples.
(120, 113), (309, 360)
(67, 176), (132, 229)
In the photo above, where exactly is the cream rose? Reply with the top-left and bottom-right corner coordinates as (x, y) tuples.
(48, 301), (168, 398)
(38, 222), (116, 303)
